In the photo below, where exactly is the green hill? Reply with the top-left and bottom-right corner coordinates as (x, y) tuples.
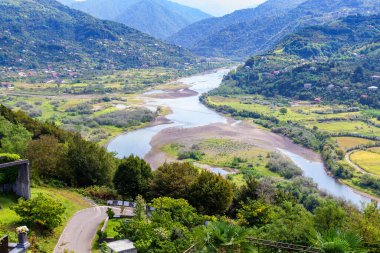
(168, 0), (380, 59)
(211, 15), (380, 108)
(0, 0), (195, 69)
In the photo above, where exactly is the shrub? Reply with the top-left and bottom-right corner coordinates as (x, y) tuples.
(0, 153), (20, 164)
(11, 193), (66, 231)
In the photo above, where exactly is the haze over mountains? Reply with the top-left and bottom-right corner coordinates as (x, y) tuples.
(0, 0), (194, 69)
(169, 0), (380, 59)
(60, 0), (211, 39)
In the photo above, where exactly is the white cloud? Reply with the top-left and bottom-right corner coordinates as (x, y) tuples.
(171, 0), (267, 16)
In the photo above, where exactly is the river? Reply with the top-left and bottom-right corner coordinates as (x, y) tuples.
(107, 68), (373, 207)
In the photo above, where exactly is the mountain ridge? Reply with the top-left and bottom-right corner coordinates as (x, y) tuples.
(168, 0), (380, 59)
(0, 0), (195, 69)
(65, 0), (211, 39)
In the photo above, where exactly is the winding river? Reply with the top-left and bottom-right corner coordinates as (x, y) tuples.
(108, 68), (373, 207)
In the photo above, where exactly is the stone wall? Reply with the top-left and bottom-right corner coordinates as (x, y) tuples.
(0, 160), (30, 199)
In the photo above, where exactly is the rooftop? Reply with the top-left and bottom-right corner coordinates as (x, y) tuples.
(107, 239), (136, 251)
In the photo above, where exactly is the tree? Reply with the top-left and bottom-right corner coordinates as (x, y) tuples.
(67, 137), (116, 187)
(134, 195), (147, 222)
(280, 108), (288, 114)
(0, 115), (32, 155)
(258, 202), (317, 245)
(314, 200), (346, 232)
(237, 199), (274, 227)
(11, 193), (65, 231)
(188, 171), (233, 215)
(25, 135), (67, 181)
(151, 197), (203, 227)
(106, 208), (115, 219)
(150, 162), (198, 199)
(113, 155), (153, 199)
(193, 221), (254, 253)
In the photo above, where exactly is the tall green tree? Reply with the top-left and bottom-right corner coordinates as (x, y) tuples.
(113, 155), (152, 199)
(67, 137), (116, 187)
(150, 162), (198, 199)
(188, 171), (233, 215)
(25, 135), (67, 181)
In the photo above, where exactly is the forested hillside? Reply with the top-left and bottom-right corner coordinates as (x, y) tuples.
(0, 0), (194, 69)
(65, 0), (211, 39)
(212, 15), (380, 108)
(169, 0), (380, 58)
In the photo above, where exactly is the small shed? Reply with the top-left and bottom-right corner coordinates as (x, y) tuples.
(368, 86), (378, 91)
(304, 83), (312, 89)
(107, 239), (137, 253)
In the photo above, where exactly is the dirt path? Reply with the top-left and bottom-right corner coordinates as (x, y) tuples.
(345, 150), (380, 178)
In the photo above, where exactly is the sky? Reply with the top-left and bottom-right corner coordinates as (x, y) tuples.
(171, 0), (267, 16)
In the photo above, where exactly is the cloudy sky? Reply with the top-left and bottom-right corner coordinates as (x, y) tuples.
(171, 0), (267, 16)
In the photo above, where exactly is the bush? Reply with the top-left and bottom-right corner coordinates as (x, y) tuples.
(266, 152), (303, 179)
(11, 193), (66, 231)
(0, 153), (20, 164)
(81, 185), (119, 201)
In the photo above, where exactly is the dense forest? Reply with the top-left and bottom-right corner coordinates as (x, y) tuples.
(212, 15), (380, 108)
(0, 0), (194, 70)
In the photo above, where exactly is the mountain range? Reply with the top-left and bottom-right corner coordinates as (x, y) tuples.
(61, 0), (211, 39)
(168, 0), (380, 59)
(0, 0), (194, 70)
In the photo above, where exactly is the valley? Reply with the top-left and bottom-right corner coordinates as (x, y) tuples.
(1, 0), (380, 252)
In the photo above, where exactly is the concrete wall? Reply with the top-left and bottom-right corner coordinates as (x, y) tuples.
(0, 160), (30, 199)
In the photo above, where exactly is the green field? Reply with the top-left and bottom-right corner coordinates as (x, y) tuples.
(0, 187), (90, 252)
(351, 149), (380, 176)
(334, 137), (375, 150)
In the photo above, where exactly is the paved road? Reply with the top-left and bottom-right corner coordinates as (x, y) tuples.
(54, 206), (108, 253)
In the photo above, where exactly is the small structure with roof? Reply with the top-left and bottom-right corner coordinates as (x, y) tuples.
(304, 83), (312, 89)
(368, 86), (378, 91)
(106, 239), (137, 253)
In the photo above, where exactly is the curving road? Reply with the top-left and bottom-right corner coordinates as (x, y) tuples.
(54, 206), (108, 253)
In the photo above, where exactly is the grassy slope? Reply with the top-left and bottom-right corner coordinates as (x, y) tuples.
(0, 187), (90, 252)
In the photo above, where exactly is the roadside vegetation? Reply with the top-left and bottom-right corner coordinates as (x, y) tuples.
(1, 105), (379, 252)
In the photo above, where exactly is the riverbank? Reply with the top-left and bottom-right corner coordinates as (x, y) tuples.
(145, 120), (321, 169)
